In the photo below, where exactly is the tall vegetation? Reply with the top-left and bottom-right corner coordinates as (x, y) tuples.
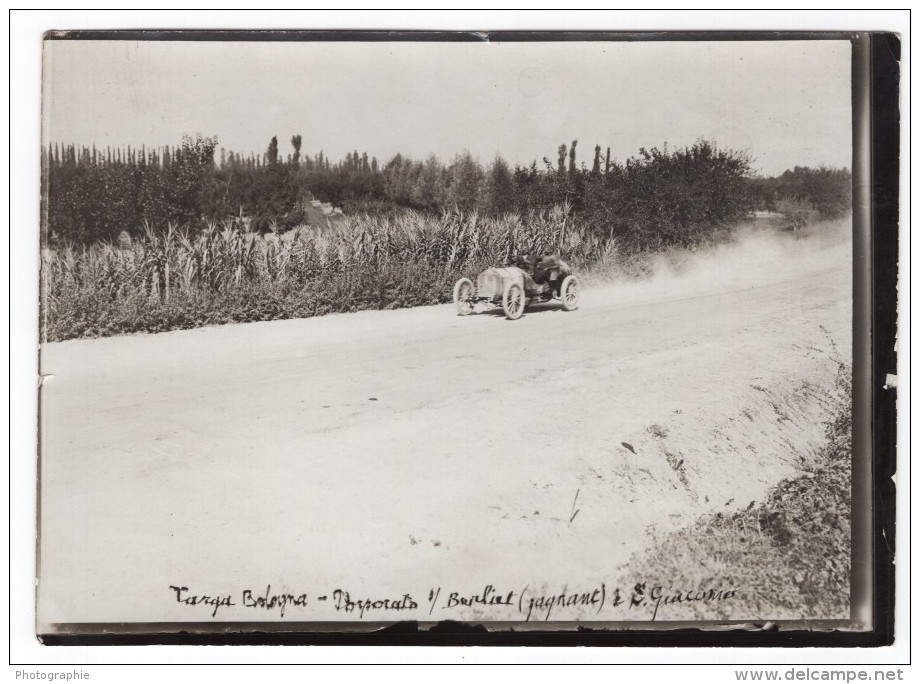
(43, 206), (614, 341)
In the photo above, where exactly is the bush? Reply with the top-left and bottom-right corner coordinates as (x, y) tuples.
(776, 196), (820, 230)
(756, 166), (852, 220)
(578, 140), (755, 250)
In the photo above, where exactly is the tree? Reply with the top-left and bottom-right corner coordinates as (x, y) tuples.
(172, 133), (219, 225)
(291, 134), (302, 167)
(484, 155), (515, 215)
(608, 139), (754, 247)
(446, 151), (484, 213)
(413, 154), (446, 209)
(266, 136), (279, 165)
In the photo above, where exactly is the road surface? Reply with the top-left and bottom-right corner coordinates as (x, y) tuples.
(38, 231), (852, 626)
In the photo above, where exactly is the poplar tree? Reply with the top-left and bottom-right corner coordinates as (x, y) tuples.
(266, 136), (279, 165)
(291, 135), (302, 167)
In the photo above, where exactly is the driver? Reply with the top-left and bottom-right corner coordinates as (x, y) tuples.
(532, 255), (552, 285)
(512, 252), (536, 274)
(512, 251), (563, 292)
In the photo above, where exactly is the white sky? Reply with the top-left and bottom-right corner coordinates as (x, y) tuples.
(43, 39), (852, 177)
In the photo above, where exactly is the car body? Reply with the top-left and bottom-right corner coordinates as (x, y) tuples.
(452, 255), (580, 320)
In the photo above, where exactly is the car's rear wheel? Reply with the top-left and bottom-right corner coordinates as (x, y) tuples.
(560, 275), (579, 311)
(453, 277), (475, 316)
(502, 282), (525, 320)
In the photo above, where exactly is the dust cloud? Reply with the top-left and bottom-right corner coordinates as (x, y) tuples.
(585, 217), (852, 309)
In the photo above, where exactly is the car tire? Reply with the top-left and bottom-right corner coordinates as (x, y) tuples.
(453, 277), (475, 316)
(502, 282), (525, 320)
(560, 275), (579, 311)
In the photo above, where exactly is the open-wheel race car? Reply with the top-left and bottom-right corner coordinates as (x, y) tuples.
(452, 254), (580, 320)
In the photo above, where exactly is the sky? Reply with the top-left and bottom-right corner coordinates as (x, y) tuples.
(42, 38), (853, 177)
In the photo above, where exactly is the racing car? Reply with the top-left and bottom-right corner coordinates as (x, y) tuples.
(452, 254), (580, 320)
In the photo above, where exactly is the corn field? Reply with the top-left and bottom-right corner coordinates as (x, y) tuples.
(42, 205), (618, 341)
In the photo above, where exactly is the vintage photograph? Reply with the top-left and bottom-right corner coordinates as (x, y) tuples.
(37, 35), (857, 631)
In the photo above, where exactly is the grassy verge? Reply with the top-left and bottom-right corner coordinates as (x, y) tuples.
(43, 260), (460, 339)
(619, 364), (852, 621)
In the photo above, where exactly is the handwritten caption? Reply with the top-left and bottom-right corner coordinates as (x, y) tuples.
(168, 582), (736, 621)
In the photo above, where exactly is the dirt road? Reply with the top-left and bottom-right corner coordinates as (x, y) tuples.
(38, 231), (852, 627)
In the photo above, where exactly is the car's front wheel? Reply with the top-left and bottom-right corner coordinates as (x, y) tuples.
(560, 274), (579, 311)
(453, 277), (475, 316)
